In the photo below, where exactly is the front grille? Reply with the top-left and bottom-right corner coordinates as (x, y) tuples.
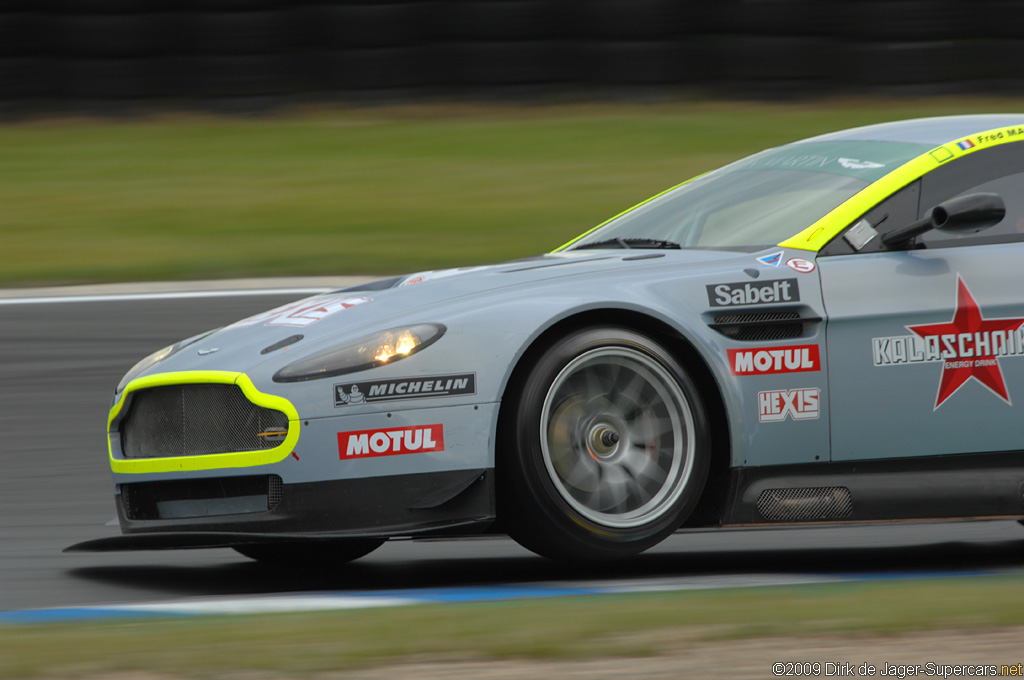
(756, 487), (853, 521)
(710, 311), (804, 341)
(120, 384), (288, 459)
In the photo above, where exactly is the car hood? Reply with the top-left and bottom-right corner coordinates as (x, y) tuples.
(138, 248), (768, 379)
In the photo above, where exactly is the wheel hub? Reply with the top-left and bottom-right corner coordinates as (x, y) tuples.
(587, 423), (621, 460)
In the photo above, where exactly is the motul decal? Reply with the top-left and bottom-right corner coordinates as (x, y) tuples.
(758, 388), (820, 422)
(728, 344), (820, 375)
(338, 424), (444, 459)
(871, 276), (1024, 408)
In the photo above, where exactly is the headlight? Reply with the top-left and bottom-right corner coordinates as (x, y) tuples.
(115, 344), (177, 394)
(114, 330), (217, 394)
(273, 323), (446, 383)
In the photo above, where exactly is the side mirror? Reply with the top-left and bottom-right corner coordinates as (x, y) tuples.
(881, 192), (1006, 248)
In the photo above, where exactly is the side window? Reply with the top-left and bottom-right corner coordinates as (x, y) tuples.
(819, 181), (920, 256)
(822, 141), (1024, 256)
(917, 142), (1024, 248)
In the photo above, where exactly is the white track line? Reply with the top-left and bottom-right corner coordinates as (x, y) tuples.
(0, 288), (333, 306)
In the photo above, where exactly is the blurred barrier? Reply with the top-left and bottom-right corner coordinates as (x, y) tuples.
(0, 0), (1011, 113)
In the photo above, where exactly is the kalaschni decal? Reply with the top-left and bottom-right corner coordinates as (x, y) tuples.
(338, 424), (444, 459)
(871, 276), (1024, 408)
(728, 344), (820, 375)
(335, 373), (476, 407)
(707, 278), (799, 307)
(758, 388), (820, 422)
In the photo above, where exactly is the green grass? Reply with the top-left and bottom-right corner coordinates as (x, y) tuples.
(4, 98), (1024, 287)
(5, 576), (1024, 677)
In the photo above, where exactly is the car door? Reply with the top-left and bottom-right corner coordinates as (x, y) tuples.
(818, 142), (1024, 461)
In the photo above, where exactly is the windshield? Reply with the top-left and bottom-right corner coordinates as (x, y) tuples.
(565, 140), (931, 250)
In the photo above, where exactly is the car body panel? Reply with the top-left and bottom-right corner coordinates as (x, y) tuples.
(72, 114), (1024, 557)
(822, 243), (1024, 461)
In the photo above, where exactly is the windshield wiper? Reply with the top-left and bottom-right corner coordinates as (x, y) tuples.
(571, 237), (681, 250)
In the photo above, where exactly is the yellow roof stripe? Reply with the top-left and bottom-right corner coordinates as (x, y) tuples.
(557, 124), (1024, 255)
(780, 124), (1024, 251)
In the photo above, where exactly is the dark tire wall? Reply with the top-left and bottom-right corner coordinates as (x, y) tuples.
(0, 0), (1016, 112)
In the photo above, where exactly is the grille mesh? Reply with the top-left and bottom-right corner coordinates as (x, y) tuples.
(121, 384), (288, 459)
(268, 474), (284, 509)
(712, 311), (803, 341)
(756, 487), (853, 522)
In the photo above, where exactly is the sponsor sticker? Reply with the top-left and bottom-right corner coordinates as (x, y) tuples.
(757, 251), (783, 267)
(707, 278), (799, 308)
(338, 424), (444, 459)
(729, 344), (820, 376)
(334, 373), (476, 407)
(838, 158), (884, 170)
(233, 297), (370, 328)
(758, 388), (820, 422)
(871, 276), (1024, 408)
(785, 258), (816, 274)
(929, 147), (955, 164)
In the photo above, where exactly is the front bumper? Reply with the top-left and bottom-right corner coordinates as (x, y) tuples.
(67, 468), (495, 552)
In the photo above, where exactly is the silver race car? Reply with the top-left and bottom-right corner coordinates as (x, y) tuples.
(70, 114), (1024, 562)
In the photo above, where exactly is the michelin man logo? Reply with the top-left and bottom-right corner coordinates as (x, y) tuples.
(335, 385), (366, 405)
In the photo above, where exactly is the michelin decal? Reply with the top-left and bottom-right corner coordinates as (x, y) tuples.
(335, 373), (476, 406)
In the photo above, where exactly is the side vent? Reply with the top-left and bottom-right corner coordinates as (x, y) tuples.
(708, 310), (819, 341)
(756, 487), (853, 521)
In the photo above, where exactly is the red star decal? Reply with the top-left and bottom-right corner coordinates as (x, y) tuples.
(908, 276), (1024, 409)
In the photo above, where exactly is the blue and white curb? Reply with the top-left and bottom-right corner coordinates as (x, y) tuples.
(0, 571), (999, 626)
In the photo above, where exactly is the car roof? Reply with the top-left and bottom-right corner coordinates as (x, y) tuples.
(798, 114), (1024, 147)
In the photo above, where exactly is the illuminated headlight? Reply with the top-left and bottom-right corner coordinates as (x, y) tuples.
(273, 323), (446, 383)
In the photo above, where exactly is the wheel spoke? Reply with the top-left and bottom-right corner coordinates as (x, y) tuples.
(592, 465), (632, 511)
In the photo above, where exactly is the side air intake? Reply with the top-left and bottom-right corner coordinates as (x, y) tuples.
(756, 487), (853, 521)
(708, 311), (816, 341)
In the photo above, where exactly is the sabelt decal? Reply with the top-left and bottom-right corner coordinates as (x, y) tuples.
(335, 373), (476, 407)
(758, 388), (820, 422)
(729, 344), (820, 375)
(232, 297), (370, 328)
(338, 424), (444, 459)
(871, 276), (1024, 408)
(707, 278), (799, 307)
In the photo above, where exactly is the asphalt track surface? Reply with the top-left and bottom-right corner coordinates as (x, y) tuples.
(3, 284), (1024, 614)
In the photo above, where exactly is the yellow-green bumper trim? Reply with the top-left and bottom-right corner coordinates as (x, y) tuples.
(108, 371), (299, 474)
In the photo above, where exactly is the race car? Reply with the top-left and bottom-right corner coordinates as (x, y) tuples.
(69, 114), (1024, 563)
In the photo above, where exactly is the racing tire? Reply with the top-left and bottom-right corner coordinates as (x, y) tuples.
(234, 539), (384, 566)
(500, 327), (710, 561)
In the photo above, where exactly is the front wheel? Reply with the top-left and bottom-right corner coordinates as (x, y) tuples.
(500, 327), (710, 561)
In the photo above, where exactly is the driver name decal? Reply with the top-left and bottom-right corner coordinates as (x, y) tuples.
(707, 278), (799, 307)
(338, 424), (444, 459)
(729, 344), (820, 375)
(870, 276), (1024, 408)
